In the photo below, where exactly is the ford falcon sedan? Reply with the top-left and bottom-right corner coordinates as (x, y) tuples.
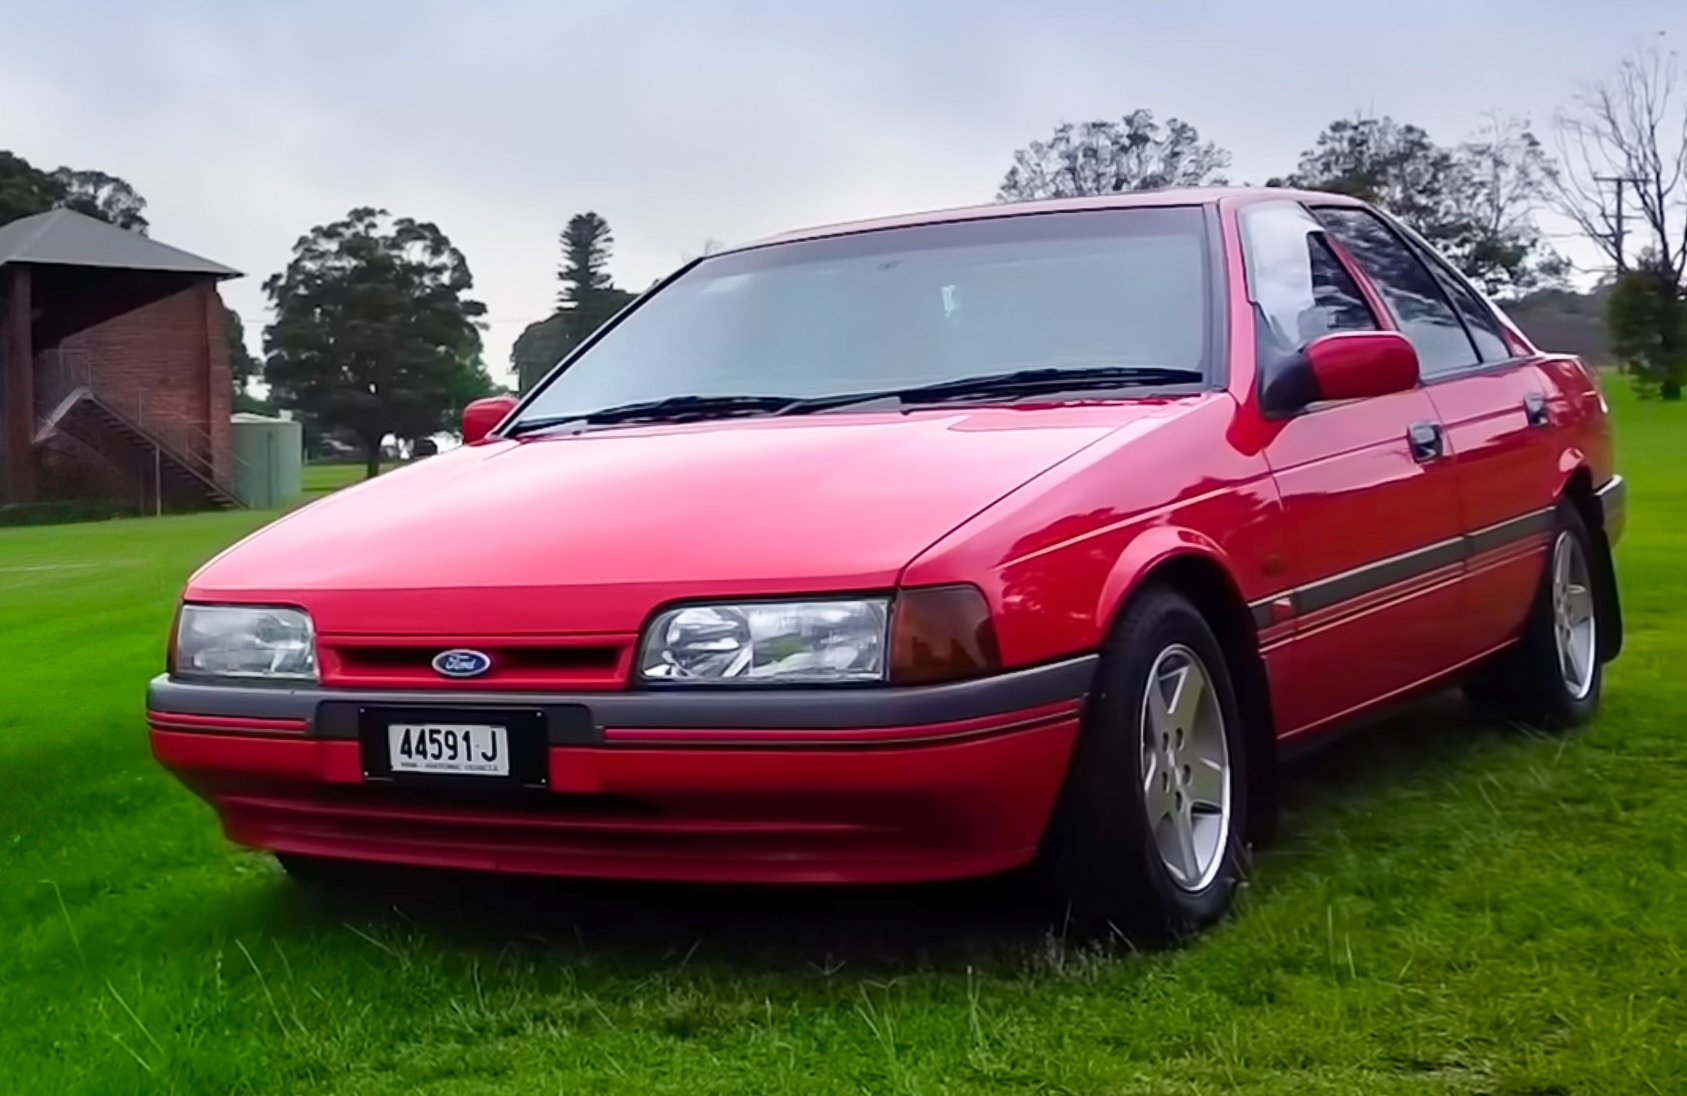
(148, 187), (1624, 939)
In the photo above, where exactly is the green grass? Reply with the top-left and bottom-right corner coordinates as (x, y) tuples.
(3, 383), (1684, 1094)
(302, 462), (399, 496)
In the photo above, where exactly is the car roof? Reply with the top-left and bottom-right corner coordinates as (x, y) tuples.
(733, 186), (1367, 252)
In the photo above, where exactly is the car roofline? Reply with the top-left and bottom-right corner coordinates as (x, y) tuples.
(715, 187), (1370, 255)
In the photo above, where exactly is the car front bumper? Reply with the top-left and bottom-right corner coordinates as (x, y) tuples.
(147, 657), (1094, 885)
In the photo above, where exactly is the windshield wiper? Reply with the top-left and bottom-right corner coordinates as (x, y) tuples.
(779, 365), (1206, 414)
(506, 367), (1206, 436)
(506, 394), (802, 436)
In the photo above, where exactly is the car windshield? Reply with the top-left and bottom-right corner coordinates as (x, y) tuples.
(510, 206), (1212, 428)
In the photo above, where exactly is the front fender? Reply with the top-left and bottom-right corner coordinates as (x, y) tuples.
(1093, 525), (1239, 631)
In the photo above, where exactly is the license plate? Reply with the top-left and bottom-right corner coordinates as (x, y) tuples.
(387, 723), (509, 777)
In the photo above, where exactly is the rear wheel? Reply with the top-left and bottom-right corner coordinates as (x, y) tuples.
(1041, 586), (1249, 942)
(1467, 501), (1604, 729)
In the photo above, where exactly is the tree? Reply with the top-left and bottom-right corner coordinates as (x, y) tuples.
(50, 168), (149, 234)
(513, 211), (636, 392)
(1273, 116), (1452, 222)
(1506, 282), (1614, 364)
(442, 352), (504, 430)
(0, 151), (61, 225)
(1274, 114), (1564, 296)
(1441, 117), (1569, 295)
(1552, 44), (1687, 397)
(224, 307), (264, 408)
(997, 110), (1231, 201)
(263, 207), (487, 478)
(1606, 256), (1687, 398)
(557, 211), (636, 345)
(0, 151), (150, 232)
(512, 312), (574, 393)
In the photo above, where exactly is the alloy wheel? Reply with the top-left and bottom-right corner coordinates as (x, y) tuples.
(1139, 643), (1231, 891)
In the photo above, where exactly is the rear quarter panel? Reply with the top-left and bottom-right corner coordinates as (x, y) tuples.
(1538, 354), (1615, 490)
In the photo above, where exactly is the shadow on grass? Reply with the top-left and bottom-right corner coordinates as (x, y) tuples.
(258, 688), (1506, 973)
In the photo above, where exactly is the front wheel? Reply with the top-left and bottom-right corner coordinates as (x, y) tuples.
(276, 852), (379, 891)
(1040, 587), (1249, 942)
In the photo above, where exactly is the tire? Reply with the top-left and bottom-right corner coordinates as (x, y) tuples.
(1466, 500), (1604, 730)
(276, 853), (379, 891)
(1040, 586), (1249, 943)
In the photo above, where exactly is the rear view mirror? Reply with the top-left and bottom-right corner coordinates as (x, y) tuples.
(1261, 331), (1420, 413)
(462, 396), (518, 444)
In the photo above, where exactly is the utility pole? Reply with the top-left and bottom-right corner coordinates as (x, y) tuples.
(1594, 174), (1642, 273)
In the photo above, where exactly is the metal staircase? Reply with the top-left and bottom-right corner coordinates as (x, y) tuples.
(32, 350), (244, 512)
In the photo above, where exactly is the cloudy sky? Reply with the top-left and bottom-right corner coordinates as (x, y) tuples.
(5, 1), (1681, 384)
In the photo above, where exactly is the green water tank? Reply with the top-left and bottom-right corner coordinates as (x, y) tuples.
(231, 413), (304, 509)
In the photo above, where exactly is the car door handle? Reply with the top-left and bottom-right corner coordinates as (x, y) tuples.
(1408, 421), (1444, 463)
(1523, 392), (1550, 428)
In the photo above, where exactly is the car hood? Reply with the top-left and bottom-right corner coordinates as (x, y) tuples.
(189, 406), (1186, 634)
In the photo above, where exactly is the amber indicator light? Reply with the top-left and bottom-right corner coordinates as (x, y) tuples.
(889, 585), (1002, 685)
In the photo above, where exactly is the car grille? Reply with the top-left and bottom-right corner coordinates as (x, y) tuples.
(319, 636), (633, 690)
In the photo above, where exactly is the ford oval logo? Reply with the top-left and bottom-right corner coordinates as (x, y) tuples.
(432, 649), (493, 679)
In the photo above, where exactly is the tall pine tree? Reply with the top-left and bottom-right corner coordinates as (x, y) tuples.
(514, 211), (635, 391)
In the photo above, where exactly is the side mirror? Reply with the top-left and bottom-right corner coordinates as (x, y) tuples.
(1261, 331), (1420, 413)
(462, 395), (518, 445)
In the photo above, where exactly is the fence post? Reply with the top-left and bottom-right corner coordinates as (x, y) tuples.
(154, 444), (162, 517)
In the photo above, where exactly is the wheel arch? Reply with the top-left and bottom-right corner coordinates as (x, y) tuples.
(1098, 535), (1279, 845)
(1559, 464), (1623, 661)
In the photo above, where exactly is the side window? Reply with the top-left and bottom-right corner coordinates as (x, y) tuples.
(1240, 201), (1377, 361)
(1314, 207), (1480, 376)
(1424, 261), (1512, 362)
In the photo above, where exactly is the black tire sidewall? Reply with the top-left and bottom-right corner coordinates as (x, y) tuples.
(1044, 586), (1248, 938)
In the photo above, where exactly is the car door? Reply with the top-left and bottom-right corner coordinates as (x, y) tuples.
(1238, 200), (1466, 738)
(1313, 206), (1555, 666)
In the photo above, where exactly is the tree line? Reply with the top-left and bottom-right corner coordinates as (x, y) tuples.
(997, 44), (1687, 398)
(1, 41), (1683, 479)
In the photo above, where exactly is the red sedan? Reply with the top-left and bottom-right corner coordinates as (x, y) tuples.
(149, 188), (1624, 939)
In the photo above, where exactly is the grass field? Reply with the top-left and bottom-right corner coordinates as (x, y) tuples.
(301, 462), (398, 496)
(3, 384), (1684, 1094)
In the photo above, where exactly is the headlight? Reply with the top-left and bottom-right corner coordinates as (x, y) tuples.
(640, 599), (888, 684)
(174, 604), (318, 682)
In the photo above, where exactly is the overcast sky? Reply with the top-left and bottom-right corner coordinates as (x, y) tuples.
(5, 1), (1682, 384)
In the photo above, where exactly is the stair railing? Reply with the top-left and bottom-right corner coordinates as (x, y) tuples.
(35, 348), (249, 501)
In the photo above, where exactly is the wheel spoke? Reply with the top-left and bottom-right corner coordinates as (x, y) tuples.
(1146, 674), (1174, 740)
(1567, 583), (1595, 626)
(1142, 752), (1174, 825)
(1167, 663), (1205, 734)
(1186, 756), (1225, 810)
(1170, 805), (1199, 883)
(1569, 626), (1593, 685)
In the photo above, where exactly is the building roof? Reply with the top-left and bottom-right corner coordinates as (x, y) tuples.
(0, 208), (240, 278)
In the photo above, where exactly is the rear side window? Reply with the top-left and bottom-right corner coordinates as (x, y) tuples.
(1314, 207), (1480, 377)
(1425, 262), (1512, 362)
(1239, 201), (1378, 360)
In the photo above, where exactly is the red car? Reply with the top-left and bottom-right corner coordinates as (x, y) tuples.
(149, 188), (1624, 938)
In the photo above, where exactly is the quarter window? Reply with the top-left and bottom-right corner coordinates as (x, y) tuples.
(1426, 262), (1512, 362)
(1314, 207), (1480, 377)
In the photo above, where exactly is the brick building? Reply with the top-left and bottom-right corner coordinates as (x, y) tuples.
(0, 209), (243, 514)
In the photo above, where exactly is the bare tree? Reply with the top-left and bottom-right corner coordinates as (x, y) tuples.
(1552, 44), (1687, 279)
